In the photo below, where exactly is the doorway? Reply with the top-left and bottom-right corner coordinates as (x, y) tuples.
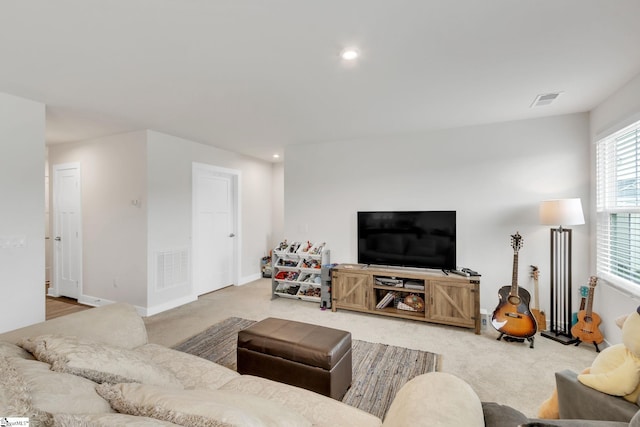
(51, 163), (82, 299)
(192, 163), (240, 296)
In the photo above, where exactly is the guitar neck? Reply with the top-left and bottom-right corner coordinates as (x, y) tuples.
(530, 266), (541, 310)
(584, 277), (598, 316)
(586, 285), (595, 316)
(511, 252), (519, 294)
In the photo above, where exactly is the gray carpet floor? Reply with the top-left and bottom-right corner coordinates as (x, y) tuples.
(173, 316), (441, 418)
(144, 278), (599, 418)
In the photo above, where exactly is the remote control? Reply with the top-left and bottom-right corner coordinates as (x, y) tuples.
(451, 269), (470, 277)
(462, 268), (480, 276)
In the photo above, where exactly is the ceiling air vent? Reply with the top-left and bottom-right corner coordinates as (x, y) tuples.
(531, 92), (562, 108)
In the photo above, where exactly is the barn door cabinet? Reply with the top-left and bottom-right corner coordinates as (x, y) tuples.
(331, 264), (480, 334)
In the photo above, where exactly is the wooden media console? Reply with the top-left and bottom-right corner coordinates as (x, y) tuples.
(331, 264), (481, 334)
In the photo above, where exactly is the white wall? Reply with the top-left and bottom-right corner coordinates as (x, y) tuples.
(146, 131), (273, 314)
(591, 73), (640, 138)
(271, 162), (285, 250)
(589, 71), (640, 344)
(0, 92), (45, 333)
(48, 132), (148, 308)
(285, 113), (590, 321)
(46, 130), (272, 316)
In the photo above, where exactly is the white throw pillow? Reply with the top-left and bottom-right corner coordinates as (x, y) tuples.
(134, 343), (239, 390)
(96, 382), (312, 427)
(0, 356), (53, 426)
(0, 340), (34, 360)
(19, 335), (182, 388)
(9, 357), (114, 414)
(53, 413), (180, 426)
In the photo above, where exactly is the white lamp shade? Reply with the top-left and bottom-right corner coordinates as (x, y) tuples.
(539, 198), (585, 226)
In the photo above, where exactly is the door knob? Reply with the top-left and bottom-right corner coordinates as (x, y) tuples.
(229, 233), (235, 238)
(54, 236), (61, 241)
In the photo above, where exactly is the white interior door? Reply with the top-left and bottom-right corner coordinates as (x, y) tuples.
(192, 163), (239, 296)
(52, 163), (82, 299)
(44, 171), (51, 287)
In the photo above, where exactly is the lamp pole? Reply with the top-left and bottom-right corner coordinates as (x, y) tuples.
(539, 199), (584, 344)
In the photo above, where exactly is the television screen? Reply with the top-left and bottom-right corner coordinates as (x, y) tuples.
(357, 211), (456, 270)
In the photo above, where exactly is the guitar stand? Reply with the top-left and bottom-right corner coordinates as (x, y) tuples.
(573, 338), (600, 353)
(497, 333), (535, 349)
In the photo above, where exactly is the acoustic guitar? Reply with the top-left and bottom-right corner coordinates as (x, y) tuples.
(571, 276), (604, 351)
(491, 232), (537, 339)
(571, 285), (589, 327)
(530, 265), (546, 332)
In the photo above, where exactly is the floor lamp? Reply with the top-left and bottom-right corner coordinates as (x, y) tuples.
(539, 198), (585, 344)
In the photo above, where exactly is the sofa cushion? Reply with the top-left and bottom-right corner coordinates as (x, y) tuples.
(8, 357), (114, 415)
(521, 421), (631, 426)
(556, 369), (638, 422)
(53, 413), (180, 426)
(219, 375), (382, 427)
(96, 382), (312, 427)
(19, 335), (182, 388)
(383, 372), (484, 427)
(0, 356), (53, 426)
(134, 343), (239, 390)
(481, 402), (528, 427)
(0, 302), (148, 349)
(0, 340), (34, 360)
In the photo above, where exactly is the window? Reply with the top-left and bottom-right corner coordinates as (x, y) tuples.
(596, 119), (640, 293)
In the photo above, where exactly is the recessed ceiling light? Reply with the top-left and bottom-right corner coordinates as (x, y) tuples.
(341, 49), (359, 61)
(273, 154), (280, 159)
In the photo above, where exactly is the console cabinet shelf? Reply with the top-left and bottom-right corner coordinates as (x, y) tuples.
(331, 264), (481, 334)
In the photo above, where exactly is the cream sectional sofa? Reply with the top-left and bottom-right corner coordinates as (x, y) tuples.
(0, 302), (486, 427)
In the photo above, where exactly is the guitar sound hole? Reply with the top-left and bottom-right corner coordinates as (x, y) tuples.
(508, 295), (521, 305)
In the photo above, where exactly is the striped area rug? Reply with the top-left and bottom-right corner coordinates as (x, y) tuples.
(173, 317), (441, 419)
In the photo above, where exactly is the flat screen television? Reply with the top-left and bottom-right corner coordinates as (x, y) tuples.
(357, 211), (456, 270)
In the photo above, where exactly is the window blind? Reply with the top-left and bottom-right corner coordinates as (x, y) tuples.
(596, 121), (640, 288)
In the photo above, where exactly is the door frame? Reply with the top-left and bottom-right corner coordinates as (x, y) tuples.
(50, 162), (83, 298)
(191, 162), (241, 296)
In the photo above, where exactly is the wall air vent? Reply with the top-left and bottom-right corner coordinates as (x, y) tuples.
(155, 248), (189, 291)
(531, 92), (562, 108)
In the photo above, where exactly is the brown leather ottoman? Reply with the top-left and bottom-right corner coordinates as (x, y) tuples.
(237, 317), (352, 400)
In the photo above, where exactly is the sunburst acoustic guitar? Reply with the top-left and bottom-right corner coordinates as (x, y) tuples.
(571, 276), (604, 352)
(491, 232), (537, 347)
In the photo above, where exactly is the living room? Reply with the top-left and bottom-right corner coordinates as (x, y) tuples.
(2, 2), (640, 423)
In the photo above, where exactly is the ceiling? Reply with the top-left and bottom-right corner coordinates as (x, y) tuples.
(1, 1), (639, 162)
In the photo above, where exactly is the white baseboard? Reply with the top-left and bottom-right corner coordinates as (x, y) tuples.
(238, 273), (261, 285)
(143, 294), (198, 317)
(77, 295), (116, 308)
(77, 293), (197, 318)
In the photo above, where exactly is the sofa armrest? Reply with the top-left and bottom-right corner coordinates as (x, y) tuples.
(382, 372), (484, 427)
(556, 370), (638, 422)
(0, 303), (148, 349)
(526, 418), (629, 426)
